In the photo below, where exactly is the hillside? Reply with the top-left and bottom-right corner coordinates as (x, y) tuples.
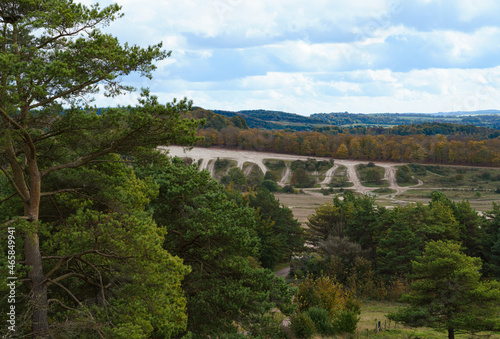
(210, 109), (500, 130)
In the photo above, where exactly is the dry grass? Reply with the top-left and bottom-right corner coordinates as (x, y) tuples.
(275, 193), (334, 225)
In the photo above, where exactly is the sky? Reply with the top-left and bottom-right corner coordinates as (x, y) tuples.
(79, 0), (500, 115)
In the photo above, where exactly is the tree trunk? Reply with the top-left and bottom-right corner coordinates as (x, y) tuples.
(24, 231), (48, 338)
(448, 327), (455, 339)
(25, 155), (48, 338)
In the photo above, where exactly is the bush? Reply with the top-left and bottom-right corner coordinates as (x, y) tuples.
(364, 168), (382, 184)
(306, 307), (335, 336)
(291, 168), (315, 188)
(214, 158), (231, 170)
(396, 165), (414, 184)
(296, 276), (353, 316)
(281, 185), (295, 194)
(260, 179), (279, 192)
(264, 171), (277, 182)
(289, 313), (316, 338)
(265, 160), (286, 170)
(332, 310), (360, 334)
(479, 172), (492, 180)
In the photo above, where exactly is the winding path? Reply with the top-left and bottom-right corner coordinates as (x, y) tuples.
(162, 146), (422, 198)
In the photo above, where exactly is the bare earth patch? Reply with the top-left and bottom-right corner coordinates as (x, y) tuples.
(163, 146), (500, 222)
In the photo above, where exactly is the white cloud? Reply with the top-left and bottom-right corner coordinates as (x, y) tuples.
(73, 0), (500, 114)
(455, 0), (498, 22)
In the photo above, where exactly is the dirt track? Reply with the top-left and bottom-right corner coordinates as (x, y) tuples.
(163, 146), (421, 197)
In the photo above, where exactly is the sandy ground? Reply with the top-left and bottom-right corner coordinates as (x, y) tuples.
(163, 146), (497, 225)
(163, 146), (412, 196)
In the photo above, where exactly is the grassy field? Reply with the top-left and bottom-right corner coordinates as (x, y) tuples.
(349, 301), (500, 339)
(305, 300), (500, 338)
(409, 164), (500, 190)
(275, 193), (334, 225)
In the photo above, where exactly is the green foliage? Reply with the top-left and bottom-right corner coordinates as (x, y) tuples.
(281, 185), (296, 193)
(306, 307), (335, 336)
(230, 115), (249, 129)
(221, 167), (248, 190)
(388, 241), (500, 338)
(48, 209), (189, 338)
(357, 164), (385, 185)
(214, 157), (232, 170)
(245, 164), (264, 188)
(141, 159), (296, 336)
(345, 194), (390, 263)
(264, 159), (286, 170)
(247, 188), (305, 269)
(295, 276), (361, 336)
(396, 165), (416, 184)
(289, 313), (316, 338)
(291, 167), (316, 188)
(264, 171), (277, 182)
(1, 158), (190, 338)
(332, 310), (360, 334)
(483, 203), (500, 278)
(306, 194), (353, 245)
(260, 179), (280, 192)
(0, 0), (202, 336)
(376, 215), (422, 278)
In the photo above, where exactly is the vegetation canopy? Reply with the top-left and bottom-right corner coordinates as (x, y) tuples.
(0, 0), (199, 337)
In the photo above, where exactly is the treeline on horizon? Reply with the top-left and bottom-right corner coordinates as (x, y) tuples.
(212, 108), (500, 130)
(190, 108), (500, 167)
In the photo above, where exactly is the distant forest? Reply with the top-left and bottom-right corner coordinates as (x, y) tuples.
(189, 108), (500, 166)
(212, 108), (500, 130)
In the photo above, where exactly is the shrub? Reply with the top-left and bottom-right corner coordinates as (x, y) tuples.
(289, 313), (316, 338)
(281, 185), (295, 194)
(296, 276), (352, 317)
(291, 168), (316, 188)
(264, 171), (277, 182)
(479, 172), (492, 180)
(265, 160), (286, 170)
(214, 158), (231, 170)
(306, 307), (335, 336)
(396, 165), (414, 184)
(332, 310), (359, 334)
(260, 179), (279, 192)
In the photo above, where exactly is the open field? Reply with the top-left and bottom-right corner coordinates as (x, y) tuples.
(351, 301), (500, 339)
(165, 146), (500, 223)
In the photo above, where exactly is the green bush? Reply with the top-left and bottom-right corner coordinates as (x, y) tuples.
(264, 171), (277, 182)
(290, 313), (316, 338)
(291, 168), (316, 188)
(215, 158), (231, 170)
(281, 185), (295, 194)
(260, 179), (279, 192)
(306, 307), (335, 336)
(332, 310), (360, 334)
(396, 165), (414, 184)
(265, 160), (286, 170)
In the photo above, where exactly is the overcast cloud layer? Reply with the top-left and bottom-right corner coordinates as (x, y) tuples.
(80, 0), (500, 115)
